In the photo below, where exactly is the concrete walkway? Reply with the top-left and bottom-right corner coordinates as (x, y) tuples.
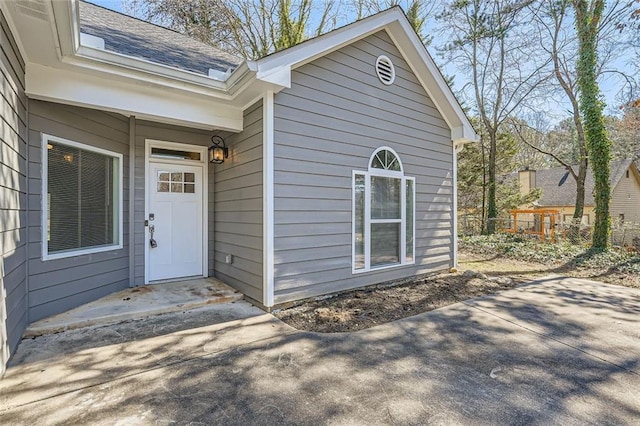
(25, 278), (242, 337)
(1, 276), (639, 425)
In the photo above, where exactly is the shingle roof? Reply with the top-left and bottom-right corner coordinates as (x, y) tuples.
(79, 1), (242, 76)
(534, 159), (632, 206)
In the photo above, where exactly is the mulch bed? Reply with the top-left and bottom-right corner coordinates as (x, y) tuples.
(273, 271), (522, 333)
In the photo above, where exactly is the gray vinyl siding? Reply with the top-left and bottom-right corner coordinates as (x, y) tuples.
(214, 101), (263, 303)
(1, 9), (27, 365)
(132, 120), (214, 286)
(27, 101), (130, 322)
(611, 167), (640, 224)
(273, 30), (453, 303)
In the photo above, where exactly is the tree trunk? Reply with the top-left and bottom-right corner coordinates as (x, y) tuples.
(570, 159), (588, 241)
(486, 129), (498, 234)
(481, 136), (487, 233)
(574, 0), (611, 250)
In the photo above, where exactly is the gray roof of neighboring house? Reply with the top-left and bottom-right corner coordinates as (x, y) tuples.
(533, 158), (633, 207)
(79, 1), (242, 75)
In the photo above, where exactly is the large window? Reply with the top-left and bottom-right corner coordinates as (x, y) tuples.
(42, 134), (123, 260)
(353, 147), (415, 272)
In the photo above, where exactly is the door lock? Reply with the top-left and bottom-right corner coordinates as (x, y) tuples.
(149, 224), (158, 248)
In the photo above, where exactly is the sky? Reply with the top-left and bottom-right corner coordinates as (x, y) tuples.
(88, 0), (635, 127)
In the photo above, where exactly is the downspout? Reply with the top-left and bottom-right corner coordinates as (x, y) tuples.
(128, 116), (136, 287)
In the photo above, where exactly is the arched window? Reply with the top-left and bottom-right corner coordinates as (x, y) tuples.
(353, 147), (415, 272)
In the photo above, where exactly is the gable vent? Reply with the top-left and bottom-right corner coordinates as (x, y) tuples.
(375, 55), (395, 85)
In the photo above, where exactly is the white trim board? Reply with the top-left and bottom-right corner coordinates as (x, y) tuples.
(262, 91), (275, 307)
(143, 139), (209, 284)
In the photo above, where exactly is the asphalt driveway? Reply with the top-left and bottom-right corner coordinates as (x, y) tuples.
(1, 276), (639, 425)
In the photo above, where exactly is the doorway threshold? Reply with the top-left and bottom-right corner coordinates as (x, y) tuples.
(25, 278), (242, 338)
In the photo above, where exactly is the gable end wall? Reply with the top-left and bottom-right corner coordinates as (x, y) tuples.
(611, 167), (640, 224)
(1, 9), (27, 369)
(272, 30), (454, 303)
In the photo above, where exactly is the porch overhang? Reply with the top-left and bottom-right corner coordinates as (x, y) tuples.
(1, 0), (286, 132)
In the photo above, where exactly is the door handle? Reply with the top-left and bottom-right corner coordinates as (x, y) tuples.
(149, 224), (158, 248)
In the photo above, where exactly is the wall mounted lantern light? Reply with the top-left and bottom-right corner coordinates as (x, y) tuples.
(209, 135), (228, 164)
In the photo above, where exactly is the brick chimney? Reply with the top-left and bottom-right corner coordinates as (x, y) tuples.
(518, 167), (536, 195)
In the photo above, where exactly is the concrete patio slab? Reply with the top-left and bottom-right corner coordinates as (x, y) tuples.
(1, 276), (639, 425)
(24, 278), (243, 338)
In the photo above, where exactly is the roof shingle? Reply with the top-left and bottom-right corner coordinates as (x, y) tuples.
(533, 159), (632, 206)
(79, 1), (242, 76)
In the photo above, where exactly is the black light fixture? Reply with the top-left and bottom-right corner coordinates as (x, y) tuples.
(209, 135), (228, 164)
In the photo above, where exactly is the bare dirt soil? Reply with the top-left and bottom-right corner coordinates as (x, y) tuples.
(273, 250), (640, 333)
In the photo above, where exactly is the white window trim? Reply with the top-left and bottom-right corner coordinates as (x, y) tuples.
(352, 147), (415, 274)
(41, 133), (124, 261)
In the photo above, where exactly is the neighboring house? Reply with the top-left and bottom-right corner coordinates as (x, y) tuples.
(0, 0), (475, 371)
(517, 159), (640, 224)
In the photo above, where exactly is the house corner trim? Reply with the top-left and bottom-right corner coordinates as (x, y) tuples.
(263, 91), (275, 307)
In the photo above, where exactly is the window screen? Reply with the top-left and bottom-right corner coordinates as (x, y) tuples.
(46, 138), (120, 256)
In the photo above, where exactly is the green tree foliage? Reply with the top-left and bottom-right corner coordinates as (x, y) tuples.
(275, 0), (311, 50)
(458, 119), (540, 231)
(573, 0), (611, 249)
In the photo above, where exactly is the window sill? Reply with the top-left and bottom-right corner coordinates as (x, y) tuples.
(43, 243), (124, 261)
(352, 261), (415, 275)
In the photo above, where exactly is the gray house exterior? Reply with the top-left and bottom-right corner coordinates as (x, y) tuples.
(0, 0), (475, 372)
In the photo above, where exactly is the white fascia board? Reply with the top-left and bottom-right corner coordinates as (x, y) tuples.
(74, 46), (230, 94)
(26, 63), (243, 131)
(50, 0), (79, 57)
(452, 126), (479, 146)
(256, 65), (291, 89)
(226, 62), (254, 92)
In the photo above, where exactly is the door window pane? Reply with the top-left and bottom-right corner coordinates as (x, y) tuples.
(371, 176), (400, 219)
(371, 223), (400, 266)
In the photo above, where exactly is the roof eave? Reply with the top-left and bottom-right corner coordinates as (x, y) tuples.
(55, 0), (254, 99)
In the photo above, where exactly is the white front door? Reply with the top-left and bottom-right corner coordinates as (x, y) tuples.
(148, 162), (203, 281)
